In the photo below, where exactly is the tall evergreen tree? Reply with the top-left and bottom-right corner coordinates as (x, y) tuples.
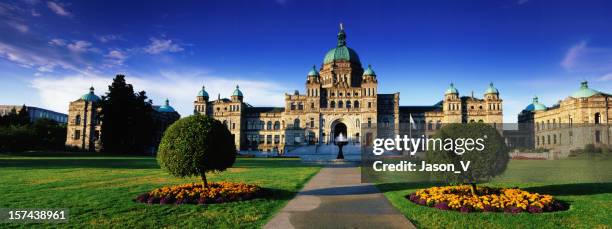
(100, 75), (155, 154)
(17, 105), (30, 125)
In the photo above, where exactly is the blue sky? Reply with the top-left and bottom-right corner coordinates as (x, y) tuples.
(0, 0), (611, 123)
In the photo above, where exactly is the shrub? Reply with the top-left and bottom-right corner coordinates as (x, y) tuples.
(157, 115), (236, 187)
(136, 182), (263, 205)
(426, 123), (509, 194)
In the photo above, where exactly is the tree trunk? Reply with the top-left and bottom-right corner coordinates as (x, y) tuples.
(470, 183), (477, 196)
(201, 172), (208, 188)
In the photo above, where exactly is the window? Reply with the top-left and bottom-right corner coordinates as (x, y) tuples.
(311, 103), (315, 109)
(266, 135), (272, 144)
(330, 101), (336, 108)
(368, 102), (372, 108)
(338, 101), (343, 108)
(274, 135), (280, 144)
(298, 103), (304, 110)
(74, 130), (81, 140)
(310, 118), (315, 128)
(354, 101), (360, 108)
(368, 118), (372, 128)
(259, 135), (265, 144)
(294, 119), (300, 128)
(259, 121), (265, 130)
(595, 112), (601, 124)
(291, 103), (296, 110)
(75, 115), (81, 125)
(346, 101), (351, 108)
(428, 121), (433, 130)
(267, 121), (272, 130)
(274, 121), (280, 130)
(232, 123), (236, 129)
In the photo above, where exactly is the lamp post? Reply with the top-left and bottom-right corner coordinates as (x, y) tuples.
(335, 133), (348, 159)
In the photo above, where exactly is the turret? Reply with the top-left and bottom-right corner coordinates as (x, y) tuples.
(231, 85), (243, 102)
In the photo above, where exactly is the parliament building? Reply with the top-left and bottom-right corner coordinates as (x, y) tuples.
(194, 25), (503, 152)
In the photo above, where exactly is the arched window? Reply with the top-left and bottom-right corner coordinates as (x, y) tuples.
(436, 120), (442, 129)
(354, 101), (360, 108)
(274, 121), (280, 130)
(330, 101), (336, 108)
(293, 119), (300, 128)
(346, 101), (351, 108)
(267, 121), (272, 130)
(75, 115), (81, 125)
(338, 101), (343, 108)
(259, 121), (265, 130)
(428, 121), (433, 130)
(595, 112), (601, 124)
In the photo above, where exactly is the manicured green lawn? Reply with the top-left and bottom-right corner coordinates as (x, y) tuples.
(0, 152), (320, 228)
(376, 159), (612, 228)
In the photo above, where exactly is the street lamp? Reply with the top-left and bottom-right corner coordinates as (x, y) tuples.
(335, 133), (348, 159)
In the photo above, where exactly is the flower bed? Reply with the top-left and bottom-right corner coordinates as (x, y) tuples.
(406, 185), (568, 213)
(136, 182), (265, 205)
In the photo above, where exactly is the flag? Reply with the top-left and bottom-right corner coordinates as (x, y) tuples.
(409, 114), (417, 130)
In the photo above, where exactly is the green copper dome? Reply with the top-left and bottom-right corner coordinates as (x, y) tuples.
(308, 65), (319, 76)
(157, 99), (176, 113)
(445, 83), (459, 95)
(80, 87), (101, 102)
(524, 96), (547, 111)
(485, 82), (499, 94)
(571, 81), (600, 98)
(363, 65), (376, 75)
(198, 85), (209, 98)
(232, 85), (243, 97)
(323, 24), (361, 65)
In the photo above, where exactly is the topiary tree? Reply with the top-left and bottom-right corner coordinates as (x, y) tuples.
(157, 115), (236, 188)
(426, 123), (509, 195)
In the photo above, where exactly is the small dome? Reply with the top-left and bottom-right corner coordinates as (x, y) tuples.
(524, 96), (547, 112)
(232, 85), (243, 97)
(157, 98), (176, 113)
(363, 65), (376, 75)
(80, 87), (101, 102)
(485, 82), (499, 94)
(571, 81), (600, 98)
(308, 65), (319, 77)
(198, 85), (209, 98)
(445, 83), (459, 95)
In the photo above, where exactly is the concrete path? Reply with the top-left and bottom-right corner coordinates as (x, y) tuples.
(264, 166), (415, 229)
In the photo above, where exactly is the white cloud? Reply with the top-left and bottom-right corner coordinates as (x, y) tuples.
(560, 41), (612, 73)
(46, 1), (71, 17)
(105, 50), (128, 65)
(67, 40), (92, 52)
(30, 72), (292, 116)
(48, 38), (66, 46)
(96, 34), (122, 43)
(31, 9), (40, 16)
(597, 73), (612, 82)
(143, 38), (184, 54)
(0, 41), (83, 73)
(561, 41), (587, 70)
(6, 21), (28, 33)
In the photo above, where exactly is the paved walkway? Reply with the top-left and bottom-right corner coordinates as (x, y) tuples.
(264, 166), (415, 229)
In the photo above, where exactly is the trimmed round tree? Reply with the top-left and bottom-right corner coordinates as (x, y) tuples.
(426, 123), (509, 195)
(157, 115), (236, 188)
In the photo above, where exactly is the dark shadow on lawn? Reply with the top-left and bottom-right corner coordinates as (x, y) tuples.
(523, 182), (612, 196)
(0, 158), (159, 169)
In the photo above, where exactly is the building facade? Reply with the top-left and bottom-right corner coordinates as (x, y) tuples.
(0, 105), (68, 124)
(194, 25), (504, 152)
(65, 87), (180, 152)
(518, 81), (611, 155)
